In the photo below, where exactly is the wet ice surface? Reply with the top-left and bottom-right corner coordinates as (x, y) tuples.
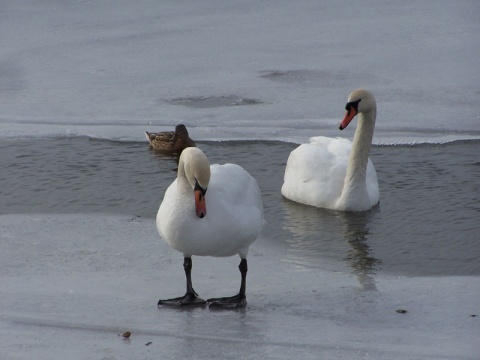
(1, 213), (479, 360)
(1, 138), (480, 359)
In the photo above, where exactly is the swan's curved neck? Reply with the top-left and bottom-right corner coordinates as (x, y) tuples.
(342, 109), (376, 196)
(177, 157), (191, 189)
(176, 149), (211, 191)
(177, 157), (186, 178)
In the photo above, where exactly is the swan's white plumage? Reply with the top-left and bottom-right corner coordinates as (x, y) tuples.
(156, 148), (263, 258)
(281, 89), (380, 212)
(282, 136), (379, 210)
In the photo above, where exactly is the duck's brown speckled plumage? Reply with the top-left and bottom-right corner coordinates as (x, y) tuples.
(145, 124), (196, 154)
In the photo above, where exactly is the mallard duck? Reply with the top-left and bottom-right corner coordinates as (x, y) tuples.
(156, 147), (264, 308)
(145, 124), (196, 154)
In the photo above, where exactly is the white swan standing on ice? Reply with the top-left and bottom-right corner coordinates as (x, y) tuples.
(281, 89), (379, 212)
(156, 147), (264, 308)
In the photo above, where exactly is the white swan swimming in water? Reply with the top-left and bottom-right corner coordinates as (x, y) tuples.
(156, 147), (264, 308)
(281, 89), (379, 212)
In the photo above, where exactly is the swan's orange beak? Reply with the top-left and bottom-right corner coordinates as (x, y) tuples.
(339, 107), (357, 130)
(194, 189), (207, 218)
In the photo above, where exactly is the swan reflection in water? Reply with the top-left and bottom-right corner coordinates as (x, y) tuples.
(339, 209), (380, 291)
(282, 199), (380, 291)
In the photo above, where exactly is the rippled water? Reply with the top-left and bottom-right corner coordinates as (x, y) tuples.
(1, 138), (479, 277)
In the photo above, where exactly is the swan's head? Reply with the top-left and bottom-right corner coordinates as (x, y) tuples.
(339, 89), (376, 130)
(179, 147), (211, 218)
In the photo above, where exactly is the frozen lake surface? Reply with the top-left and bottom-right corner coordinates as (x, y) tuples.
(0, 0), (479, 144)
(1, 212), (479, 360)
(1, 0), (479, 358)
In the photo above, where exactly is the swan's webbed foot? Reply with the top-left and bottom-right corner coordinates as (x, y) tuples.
(158, 257), (206, 308)
(207, 294), (247, 309)
(158, 291), (206, 307)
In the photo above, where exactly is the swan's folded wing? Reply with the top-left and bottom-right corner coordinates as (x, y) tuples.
(282, 140), (349, 208)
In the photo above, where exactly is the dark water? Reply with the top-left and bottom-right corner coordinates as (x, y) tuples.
(1, 137), (479, 277)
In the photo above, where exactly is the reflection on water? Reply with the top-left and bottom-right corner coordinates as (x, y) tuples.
(282, 199), (380, 290)
(338, 209), (380, 290)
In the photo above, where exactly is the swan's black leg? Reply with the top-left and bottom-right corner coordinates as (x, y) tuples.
(207, 258), (248, 309)
(158, 257), (206, 307)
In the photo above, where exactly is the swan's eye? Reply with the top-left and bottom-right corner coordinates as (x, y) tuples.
(345, 103), (352, 114)
(194, 179), (207, 196)
(345, 99), (361, 115)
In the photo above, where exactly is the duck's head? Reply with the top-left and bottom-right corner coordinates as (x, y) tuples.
(180, 147), (211, 218)
(175, 124), (188, 134)
(172, 124), (190, 141)
(339, 89), (376, 130)
(171, 124), (196, 154)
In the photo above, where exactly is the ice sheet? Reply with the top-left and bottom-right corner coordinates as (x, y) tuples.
(1, 214), (478, 359)
(1, 0), (479, 144)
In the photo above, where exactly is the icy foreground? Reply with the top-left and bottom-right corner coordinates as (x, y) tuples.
(1, 214), (478, 359)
